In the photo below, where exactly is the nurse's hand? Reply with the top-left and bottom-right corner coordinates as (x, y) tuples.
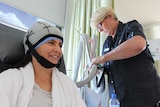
(90, 56), (104, 68)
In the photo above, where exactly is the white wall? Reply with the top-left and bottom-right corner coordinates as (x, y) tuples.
(114, 0), (160, 27)
(1, 0), (66, 27)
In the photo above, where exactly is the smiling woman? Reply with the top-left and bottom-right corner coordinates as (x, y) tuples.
(0, 21), (87, 107)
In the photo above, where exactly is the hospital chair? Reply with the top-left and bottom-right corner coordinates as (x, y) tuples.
(0, 22), (66, 74)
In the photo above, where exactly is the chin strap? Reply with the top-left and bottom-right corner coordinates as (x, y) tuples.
(25, 38), (60, 68)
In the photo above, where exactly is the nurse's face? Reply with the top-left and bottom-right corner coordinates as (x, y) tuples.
(97, 15), (115, 36)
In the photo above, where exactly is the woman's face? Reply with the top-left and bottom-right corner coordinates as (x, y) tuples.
(36, 39), (62, 64)
(97, 15), (115, 36)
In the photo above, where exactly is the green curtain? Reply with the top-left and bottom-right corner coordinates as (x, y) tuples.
(66, 0), (114, 107)
(66, 0), (113, 78)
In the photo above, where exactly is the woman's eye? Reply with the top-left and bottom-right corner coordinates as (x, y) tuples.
(48, 41), (62, 48)
(48, 41), (54, 45)
(59, 44), (62, 48)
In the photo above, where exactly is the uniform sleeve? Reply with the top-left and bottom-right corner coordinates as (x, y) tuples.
(0, 69), (23, 107)
(127, 20), (146, 39)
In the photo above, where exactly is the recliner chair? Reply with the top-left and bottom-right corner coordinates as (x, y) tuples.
(0, 22), (66, 74)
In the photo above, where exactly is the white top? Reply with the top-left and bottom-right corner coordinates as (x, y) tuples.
(0, 62), (86, 107)
(28, 83), (52, 107)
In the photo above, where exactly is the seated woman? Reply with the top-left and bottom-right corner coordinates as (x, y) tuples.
(0, 21), (86, 107)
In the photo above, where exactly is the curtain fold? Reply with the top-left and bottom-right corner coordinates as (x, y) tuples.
(67, 0), (112, 78)
(66, 0), (113, 106)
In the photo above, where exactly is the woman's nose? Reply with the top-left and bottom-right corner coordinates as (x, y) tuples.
(54, 44), (62, 52)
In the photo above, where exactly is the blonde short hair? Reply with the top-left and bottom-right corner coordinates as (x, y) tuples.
(90, 7), (118, 29)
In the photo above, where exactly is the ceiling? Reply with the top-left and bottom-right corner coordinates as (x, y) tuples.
(114, 0), (160, 27)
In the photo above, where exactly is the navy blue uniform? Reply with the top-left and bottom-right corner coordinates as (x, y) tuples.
(102, 20), (160, 107)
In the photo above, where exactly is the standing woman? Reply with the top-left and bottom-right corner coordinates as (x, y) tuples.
(0, 21), (86, 107)
(90, 7), (160, 107)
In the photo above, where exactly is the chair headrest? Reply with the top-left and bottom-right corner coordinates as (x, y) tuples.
(0, 23), (26, 65)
